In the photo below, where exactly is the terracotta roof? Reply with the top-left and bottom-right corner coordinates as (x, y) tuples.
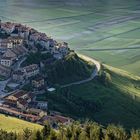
(32, 75), (44, 81)
(17, 98), (28, 106)
(12, 90), (28, 98)
(0, 106), (39, 121)
(13, 70), (24, 75)
(0, 64), (11, 71)
(1, 56), (13, 60)
(44, 115), (71, 124)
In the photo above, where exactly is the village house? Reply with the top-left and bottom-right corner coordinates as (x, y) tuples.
(0, 39), (13, 53)
(11, 24), (30, 40)
(37, 101), (48, 110)
(0, 37), (24, 53)
(17, 98), (28, 110)
(0, 106), (40, 122)
(8, 36), (23, 46)
(43, 115), (73, 125)
(31, 75), (45, 89)
(3, 45), (27, 61)
(0, 38), (13, 48)
(1, 22), (15, 34)
(3, 49), (17, 60)
(0, 64), (11, 77)
(29, 32), (40, 42)
(50, 42), (69, 59)
(4, 90), (34, 109)
(27, 108), (47, 118)
(0, 56), (13, 67)
(12, 70), (26, 83)
(22, 64), (40, 79)
(57, 42), (69, 56)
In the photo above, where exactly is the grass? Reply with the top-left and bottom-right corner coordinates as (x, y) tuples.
(68, 65), (140, 129)
(37, 64), (140, 129)
(0, 114), (43, 132)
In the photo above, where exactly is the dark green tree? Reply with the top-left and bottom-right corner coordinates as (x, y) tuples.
(23, 128), (32, 140)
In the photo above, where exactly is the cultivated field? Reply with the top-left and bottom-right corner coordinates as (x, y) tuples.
(0, 0), (140, 75)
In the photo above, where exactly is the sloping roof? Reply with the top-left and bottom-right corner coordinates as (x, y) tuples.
(23, 64), (39, 73)
(13, 90), (28, 98)
(0, 63), (11, 71)
(13, 70), (24, 75)
(17, 98), (28, 106)
(1, 56), (13, 60)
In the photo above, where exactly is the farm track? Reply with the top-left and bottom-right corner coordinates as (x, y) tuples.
(22, 12), (94, 23)
(76, 27), (140, 50)
(88, 14), (140, 29)
(78, 46), (140, 52)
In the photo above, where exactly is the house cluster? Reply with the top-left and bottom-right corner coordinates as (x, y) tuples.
(0, 90), (72, 124)
(0, 21), (69, 58)
(12, 64), (45, 90)
(0, 20), (73, 125)
(0, 20), (69, 78)
(0, 90), (47, 122)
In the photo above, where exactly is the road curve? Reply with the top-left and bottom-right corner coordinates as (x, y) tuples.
(61, 54), (101, 88)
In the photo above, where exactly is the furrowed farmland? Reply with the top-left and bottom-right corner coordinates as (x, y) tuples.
(0, 0), (140, 75)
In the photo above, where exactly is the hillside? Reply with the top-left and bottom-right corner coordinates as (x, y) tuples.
(37, 64), (140, 129)
(22, 52), (94, 85)
(46, 52), (95, 84)
(0, 114), (42, 132)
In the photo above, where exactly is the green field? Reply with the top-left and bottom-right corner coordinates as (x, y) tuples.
(0, 114), (42, 132)
(0, 0), (140, 75)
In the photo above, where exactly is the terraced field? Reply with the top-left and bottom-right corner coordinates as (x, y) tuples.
(0, 0), (140, 76)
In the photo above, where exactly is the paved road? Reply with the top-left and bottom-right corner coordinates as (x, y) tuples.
(0, 79), (10, 98)
(12, 56), (27, 70)
(61, 54), (101, 88)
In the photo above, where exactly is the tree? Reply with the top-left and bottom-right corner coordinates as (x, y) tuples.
(99, 71), (112, 87)
(23, 128), (32, 140)
(104, 125), (127, 140)
(42, 122), (51, 140)
(89, 123), (103, 140)
(65, 127), (72, 140)
(84, 121), (92, 139)
(35, 130), (42, 140)
(49, 131), (57, 140)
(130, 129), (140, 140)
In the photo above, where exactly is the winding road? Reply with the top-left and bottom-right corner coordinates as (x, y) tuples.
(61, 54), (101, 88)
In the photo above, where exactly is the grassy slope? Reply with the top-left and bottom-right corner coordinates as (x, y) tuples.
(39, 64), (140, 129)
(68, 64), (140, 129)
(0, 114), (42, 132)
(49, 52), (95, 84)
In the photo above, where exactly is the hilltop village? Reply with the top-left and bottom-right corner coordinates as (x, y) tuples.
(0, 20), (73, 125)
